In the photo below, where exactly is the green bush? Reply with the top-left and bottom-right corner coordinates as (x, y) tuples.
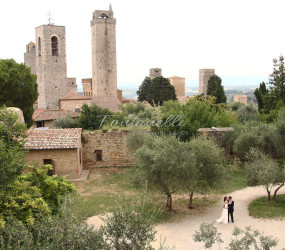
(0, 179), (50, 225)
(23, 165), (76, 213)
(53, 115), (76, 128)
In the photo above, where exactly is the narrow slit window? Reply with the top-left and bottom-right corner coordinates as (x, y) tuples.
(38, 37), (41, 56)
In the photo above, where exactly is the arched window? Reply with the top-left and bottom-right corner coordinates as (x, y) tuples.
(51, 36), (58, 56)
(38, 37), (41, 56)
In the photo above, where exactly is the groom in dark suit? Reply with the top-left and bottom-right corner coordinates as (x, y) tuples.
(228, 196), (234, 223)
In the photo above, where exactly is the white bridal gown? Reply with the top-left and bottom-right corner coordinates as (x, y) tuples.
(216, 203), (228, 224)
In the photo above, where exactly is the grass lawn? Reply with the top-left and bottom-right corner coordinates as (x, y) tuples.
(71, 166), (247, 224)
(214, 168), (247, 194)
(248, 194), (285, 219)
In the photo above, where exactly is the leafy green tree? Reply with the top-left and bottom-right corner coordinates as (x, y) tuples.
(137, 76), (152, 102)
(53, 115), (76, 128)
(181, 137), (226, 208)
(0, 108), (27, 190)
(268, 55), (285, 106)
(236, 104), (259, 123)
(101, 199), (156, 249)
(246, 148), (285, 201)
(254, 56), (285, 120)
(133, 135), (184, 210)
(0, 59), (38, 127)
(151, 97), (236, 141)
(254, 82), (268, 112)
(76, 104), (112, 130)
(222, 122), (280, 158)
(193, 223), (278, 250)
(207, 75), (227, 104)
(143, 76), (177, 106)
(0, 180), (50, 225)
(193, 223), (223, 249)
(0, 198), (159, 249)
(23, 165), (76, 213)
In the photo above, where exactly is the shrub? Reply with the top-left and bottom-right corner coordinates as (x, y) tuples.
(23, 165), (76, 213)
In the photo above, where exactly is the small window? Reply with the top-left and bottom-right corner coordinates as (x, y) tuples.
(75, 108), (80, 113)
(38, 37), (41, 56)
(79, 149), (82, 165)
(95, 150), (102, 161)
(44, 159), (55, 176)
(51, 36), (58, 56)
(36, 121), (44, 128)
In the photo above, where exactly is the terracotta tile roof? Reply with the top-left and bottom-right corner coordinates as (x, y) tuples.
(25, 128), (82, 150)
(33, 109), (80, 122)
(60, 92), (91, 101)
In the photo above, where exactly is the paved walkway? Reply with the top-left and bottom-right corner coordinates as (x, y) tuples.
(153, 186), (285, 250)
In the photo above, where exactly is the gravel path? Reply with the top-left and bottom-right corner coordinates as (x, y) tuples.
(86, 186), (285, 250)
(153, 186), (285, 250)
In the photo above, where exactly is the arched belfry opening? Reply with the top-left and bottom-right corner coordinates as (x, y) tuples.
(51, 36), (58, 56)
(38, 37), (41, 56)
(99, 13), (109, 19)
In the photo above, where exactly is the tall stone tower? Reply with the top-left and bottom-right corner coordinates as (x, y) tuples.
(150, 68), (162, 79)
(199, 69), (215, 95)
(35, 24), (68, 109)
(91, 4), (120, 111)
(24, 42), (36, 74)
(168, 76), (185, 97)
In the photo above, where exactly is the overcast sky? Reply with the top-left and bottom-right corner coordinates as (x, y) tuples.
(1, 0), (285, 91)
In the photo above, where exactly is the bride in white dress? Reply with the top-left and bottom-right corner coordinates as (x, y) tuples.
(216, 196), (228, 224)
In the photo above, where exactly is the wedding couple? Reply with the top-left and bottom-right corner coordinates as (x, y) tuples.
(216, 196), (234, 224)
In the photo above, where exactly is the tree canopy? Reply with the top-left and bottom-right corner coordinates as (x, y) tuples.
(207, 75), (227, 104)
(0, 59), (38, 127)
(136, 77), (152, 102)
(137, 76), (177, 106)
(254, 55), (285, 121)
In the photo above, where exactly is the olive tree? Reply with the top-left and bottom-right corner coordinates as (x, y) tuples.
(246, 148), (285, 201)
(193, 223), (278, 250)
(180, 137), (226, 208)
(133, 135), (185, 210)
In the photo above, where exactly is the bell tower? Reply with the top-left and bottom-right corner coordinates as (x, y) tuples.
(91, 4), (120, 111)
(35, 24), (68, 109)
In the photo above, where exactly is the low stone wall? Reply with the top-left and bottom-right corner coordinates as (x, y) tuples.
(197, 127), (233, 147)
(82, 130), (134, 169)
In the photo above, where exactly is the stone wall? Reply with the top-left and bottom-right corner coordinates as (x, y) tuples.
(82, 130), (134, 168)
(197, 127), (233, 147)
(60, 98), (91, 112)
(26, 148), (82, 178)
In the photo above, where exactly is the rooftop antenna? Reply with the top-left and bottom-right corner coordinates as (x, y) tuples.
(47, 12), (53, 25)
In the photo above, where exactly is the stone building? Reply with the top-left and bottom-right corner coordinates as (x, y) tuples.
(150, 68), (162, 79)
(82, 78), (93, 97)
(24, 24), (77, 110)
(199, 69), (215, 95)
(234, 95), (248, 105)
(90, 4), (121, 112)
(24, 42), (36, 74)
(168, 76), (186, 97)
(25, 128), (83, 178)
(32, 109), (80, 128)
(59, 92), (91, 112)
(82, 130), (134, 168)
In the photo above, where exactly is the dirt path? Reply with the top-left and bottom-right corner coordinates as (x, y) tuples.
(153, 186), (285, 250)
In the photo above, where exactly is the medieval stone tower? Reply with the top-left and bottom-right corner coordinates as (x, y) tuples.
(150, 68), (162, 79)
(199, 69), (215, 95)
(24, 42), (36, 74)
(91, 4), (120, 112)
(35, 24), (69, 109)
